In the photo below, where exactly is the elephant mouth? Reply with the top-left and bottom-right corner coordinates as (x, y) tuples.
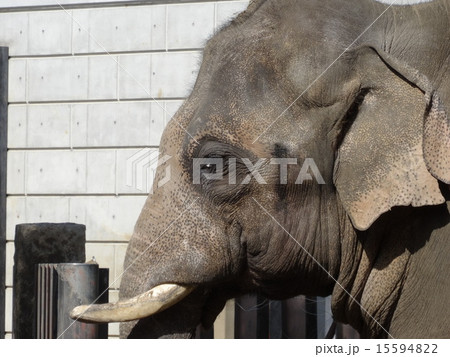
(70, 283), (196, 323)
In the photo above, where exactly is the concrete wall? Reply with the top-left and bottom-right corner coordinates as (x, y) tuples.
(0, 0), (249, 338)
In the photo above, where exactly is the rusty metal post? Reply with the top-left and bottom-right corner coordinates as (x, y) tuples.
(56, 263), (100, 339)
(36, 263), (109, 339)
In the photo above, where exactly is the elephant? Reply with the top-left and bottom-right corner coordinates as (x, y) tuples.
(71, 0), (450, 338)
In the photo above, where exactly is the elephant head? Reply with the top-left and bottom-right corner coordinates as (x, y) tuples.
(71, 0), (450, 338)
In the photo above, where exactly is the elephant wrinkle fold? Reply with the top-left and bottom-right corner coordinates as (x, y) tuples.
(71, 0), (450, 338)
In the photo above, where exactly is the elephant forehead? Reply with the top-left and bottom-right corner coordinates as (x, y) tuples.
(192, 109), (277, 139)
(183, 92), (298, 146)
(373, 0), (434, 4)
(187, 109), (318, 157)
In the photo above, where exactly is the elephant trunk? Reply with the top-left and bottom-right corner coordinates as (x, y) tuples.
(70, 137), (237, 337)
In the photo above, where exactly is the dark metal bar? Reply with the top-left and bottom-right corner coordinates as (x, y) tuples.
(281, 295), (307, 338)
(36, 264), (53, 339)
(268, 300), (282, 339)
(305, 296), (318, 338)
(234, 294), (270, 338)
(195, 325), (214, 339)
(234, 294), (257, 338)
(45, 265), (51, 338)
(97, 268), (109, 339)
(0, 46), (8, 340)
(36, 266), (41, 338)
(256, 294), (269, 338)
(49, 265), (58, 338)
(316, 296), (333, 338)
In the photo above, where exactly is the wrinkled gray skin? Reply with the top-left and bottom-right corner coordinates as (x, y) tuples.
(120, 0), (450, 338)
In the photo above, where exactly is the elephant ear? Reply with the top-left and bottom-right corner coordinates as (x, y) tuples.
(423, 92), (450, 183)
(334, 47), (449, 231)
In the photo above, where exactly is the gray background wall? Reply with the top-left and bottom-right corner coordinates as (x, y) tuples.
(0, 0), (249, 338)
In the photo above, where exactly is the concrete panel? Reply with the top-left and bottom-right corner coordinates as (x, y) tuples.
(28, 57), (88, 102)
(149, 100), (185, 145)
(118, 54), (152, 100)
(150, 101), (167, 145)
(109, 289), (119, 302)
(86, 150), (116, 194)
(150, 5), (167, 50)
(151, 51), (200, 98)
(216, 1), (249, 29)
(0, 12), (28, 56)
(71, 5), (166, 54)
(27, 104), (71, 148)
(108, 290), (120, 336)
(2, 0), (162, 7)
(5, 288), (12, 333)
(87, 102), (151, 147)
(5, 242), (14, 287)
(71, 104), (88, 147)
(167, 3), (215, 49)
(71, 9), (90, 54)
(71, 102), (160, 148)
(28, 11), (72, 55)
(8, 59), (27, 103)
(7, 151), (25, 194)
(214, 299), (235, 338)
(6, 197), (26, 242)
(87, 7), (153, 53)
(88, 56), (118, 100)
(8, 105), (27, 148)
(22, 149), (131, 194)
(69, 196), (146, 242)
(26, 150), (87, 194)
(24, 196), (70, 223)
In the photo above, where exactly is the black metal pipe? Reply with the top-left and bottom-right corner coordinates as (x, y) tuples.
(0, 46), (8, 340)
(36, 263), (109, 339)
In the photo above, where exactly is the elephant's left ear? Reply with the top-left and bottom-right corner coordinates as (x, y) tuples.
(334, 47), (449, 231)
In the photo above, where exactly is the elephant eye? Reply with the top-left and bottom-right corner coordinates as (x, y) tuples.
(201, 163), (216, 173)
(200, 164), (214, 171)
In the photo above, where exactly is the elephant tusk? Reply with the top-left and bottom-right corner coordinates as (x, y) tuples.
(70, 284), (195, 323)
